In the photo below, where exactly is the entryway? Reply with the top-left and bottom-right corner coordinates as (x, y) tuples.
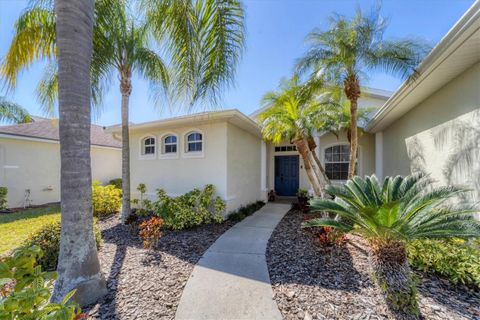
(274, 155), (299, 196)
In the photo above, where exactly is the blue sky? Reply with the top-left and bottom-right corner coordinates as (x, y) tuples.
(0, 0), (475, 126)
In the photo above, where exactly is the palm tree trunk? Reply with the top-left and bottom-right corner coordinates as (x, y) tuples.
(307, 136), (330, 185)
(53, 0), (106, 305)
(370, 240), (419, 319)
(344, 74), (360, 179)
(294, 138), (323, 197)
(120, 68), (132, 223)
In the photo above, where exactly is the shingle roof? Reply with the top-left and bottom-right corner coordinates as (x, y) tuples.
(0, 117), (121, 148)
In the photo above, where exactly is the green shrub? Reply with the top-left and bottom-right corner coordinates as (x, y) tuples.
(152, 184), (225, 230)
(228, 201), (265, 222)
(131, 183), (152, 216)
(22, 221), (101, 271)
(92, 181), (122, 218)
(108, 178), (122, 189)
(0, 187), (7, 210)
(0, 246), (82, 319)
(407, 238), (480, 288)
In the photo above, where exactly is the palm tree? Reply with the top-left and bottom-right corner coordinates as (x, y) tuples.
(52, 0), (107, 305)
(0, 97), (31, 123)
(297, 7), (429, 179)
(2, 0), (245, 222)
(303, 174), (480, 317)
(258, 76), (334, 197)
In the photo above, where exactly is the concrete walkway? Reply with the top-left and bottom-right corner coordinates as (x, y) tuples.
(175, 202), (290, 320)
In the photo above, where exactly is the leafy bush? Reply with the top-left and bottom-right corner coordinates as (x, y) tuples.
(23, 221), (101, 271)
(228, 201), (265, 222)
(408, 238), (480, 288)
(297, 188), (308, 198)
(92, 181), (122, 218)
(0, 246), (83, 319)
(108, 178), (122, 190)
(139, 217), (164, 249)
(0, 187), (7, 210)
(152, 184), (225, 230)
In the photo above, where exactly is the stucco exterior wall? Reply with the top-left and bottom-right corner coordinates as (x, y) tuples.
(129, 122), (228, 209)
(226, 123), (262, 212)
(0, 138), (121, 207)
(381, 62), (480, 203)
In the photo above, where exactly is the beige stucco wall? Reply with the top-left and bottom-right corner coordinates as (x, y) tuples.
(381, 62), (480, 203)
(0, 138), (121, 208)
(129, 122), (228, 205)
(226, 123), (262, 212)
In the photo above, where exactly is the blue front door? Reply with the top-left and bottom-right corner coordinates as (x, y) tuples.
(275, 155), (299, 196)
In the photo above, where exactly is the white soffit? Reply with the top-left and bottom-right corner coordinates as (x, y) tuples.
(367, 1), (480, 133)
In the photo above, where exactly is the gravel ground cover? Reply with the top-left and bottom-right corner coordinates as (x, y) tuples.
(86, 215), (236, 319)
(267, 210), (480, 320)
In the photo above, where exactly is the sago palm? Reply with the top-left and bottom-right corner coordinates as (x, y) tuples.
(297, 7), (430, 179)
(2, 0), (245, 222)
(0, 97), (31, 123)
(303, 174), (480, 317)
(258, 76), (335, 196)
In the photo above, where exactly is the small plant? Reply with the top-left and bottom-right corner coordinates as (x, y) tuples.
(108, 178), (122, 190)
(92, 181), (122, 218)
(132, 183), (152, 216)
(317, 226), (346, 247)
(152, 184), (225, 230)
(139, 217), (164, 249)
(0, 187), (7, 210)
(297, 188), (309, 198)
(408, 238), (480, 288)
(22, 221), (101, 271)
(0, 246), (83, 319)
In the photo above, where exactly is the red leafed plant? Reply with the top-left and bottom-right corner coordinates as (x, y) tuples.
(139, 217), (164, 249)
(317, 226), (346, 247)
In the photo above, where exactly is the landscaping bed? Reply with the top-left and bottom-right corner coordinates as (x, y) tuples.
(86, 215), (236, 319)
(266, 210), (480, 320)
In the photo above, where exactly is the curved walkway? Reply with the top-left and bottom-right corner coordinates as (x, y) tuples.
(175, 202), (290, 320)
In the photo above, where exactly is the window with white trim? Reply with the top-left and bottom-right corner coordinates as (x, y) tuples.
(163, 135), (177, 154)
(142, 137), (156, 155)
(324, 145), (351, 180)
(186, 132), (202, 152)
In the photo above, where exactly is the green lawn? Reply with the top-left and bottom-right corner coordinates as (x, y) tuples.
(0, 206), (60, 255)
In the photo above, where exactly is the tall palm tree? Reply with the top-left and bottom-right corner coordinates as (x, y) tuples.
(258, 76), (334, 197)
(52, 0), (107, 305)
(297, 7), (429, 179)
(0, 97), (31, 123)
(2, 0), (245, 222)
(303, 174), (480, 318)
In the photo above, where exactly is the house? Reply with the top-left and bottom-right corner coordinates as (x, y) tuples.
(106, 89), (388, 214)
(109, 1), (479, 216)
(0, 117), (121, 207)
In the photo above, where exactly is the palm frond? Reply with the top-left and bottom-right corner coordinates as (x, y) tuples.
(0, 97), (31, 123)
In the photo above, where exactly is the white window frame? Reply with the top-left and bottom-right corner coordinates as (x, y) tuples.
(183, 129), (204, 158)
(159, 133), (179, 159)
(139, 135), (157, 160)
(322, 143), (361, 182)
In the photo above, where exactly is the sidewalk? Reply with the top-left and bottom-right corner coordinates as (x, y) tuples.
(175, 202), (290, 320)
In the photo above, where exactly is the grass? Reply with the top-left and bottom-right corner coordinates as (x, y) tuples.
(0, 205), (60, 255)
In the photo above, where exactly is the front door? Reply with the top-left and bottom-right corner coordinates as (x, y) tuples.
(275, 155), (299, 196)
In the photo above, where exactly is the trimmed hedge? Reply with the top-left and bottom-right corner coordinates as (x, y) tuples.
(92, 181), (122, 218)
(228, 201), (265, 222)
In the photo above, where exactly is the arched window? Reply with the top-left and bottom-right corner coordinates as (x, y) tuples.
(186, 132), (202, 152)
(142, 137), (156, 155)
(324, 145), (350, 180)
(163, 135), (177, 154)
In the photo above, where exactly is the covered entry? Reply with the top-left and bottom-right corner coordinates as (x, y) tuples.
(274, 155), (299, 196)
